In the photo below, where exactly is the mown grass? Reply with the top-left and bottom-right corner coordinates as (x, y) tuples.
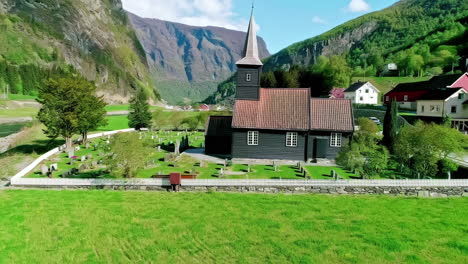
(0, 190), (466, 263)
(351, 76), (430, 95)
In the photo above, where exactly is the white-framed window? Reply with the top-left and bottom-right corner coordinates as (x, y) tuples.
(247, 131), (259, 146)
(404, 95), (408, 101)
(246, 73), (252, 82)
(365, 89), (369, 93)
(385, 96), (389, 102)
(330, 133), (342, 147)
(286, 132), (298, 147)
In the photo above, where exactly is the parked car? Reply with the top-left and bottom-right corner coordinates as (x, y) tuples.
(368, 117), (381, 126)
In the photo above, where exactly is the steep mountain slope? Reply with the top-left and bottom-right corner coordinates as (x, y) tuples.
(264, 0), (468, 71)
(0, 0), (157, 103)
(129, 13), (270, 105)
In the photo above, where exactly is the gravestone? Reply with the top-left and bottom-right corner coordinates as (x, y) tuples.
(85, 142), (90, 149)
(91, 161), (98, 168)
(175, 140), (180, 155)
(87, 154), (93, 160)
(75, 146), (80, 151)
(41, 165), (48, 176)
(81, 156), (86, 162)
(50, 164), (58, 171)
(78, 164), (86, 172)
(68, 151), (74, 158)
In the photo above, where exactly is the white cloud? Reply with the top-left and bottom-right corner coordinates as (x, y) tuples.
(347, 0), (371, 13)
(121, 0), (250, 31)
(312, 16), (327, 25)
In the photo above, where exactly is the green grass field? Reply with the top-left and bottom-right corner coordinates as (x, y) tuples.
(0, 190), (466, 263)
(352, 76), (430, 95)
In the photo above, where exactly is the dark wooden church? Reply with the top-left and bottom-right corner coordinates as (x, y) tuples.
(205, 10), (354, 161)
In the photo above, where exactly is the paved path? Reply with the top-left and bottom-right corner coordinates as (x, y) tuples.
(0, 117), (33, 124)
(106, 111), (129, 116)
(182, 149), (226, 164)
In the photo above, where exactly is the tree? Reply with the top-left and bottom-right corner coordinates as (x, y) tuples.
(357, 117), (379, 134)
(261, 71), (277, 88)
(383, 100), (399, 153)
(105, 133), (151, 178)
(37, 77), (103, 150)
(170, 111), (185, 130)
(128, 89), (152, 130)
(394, 122), (468, 178)
(152, 109), (168, 130)
(76, 83), (107, 143)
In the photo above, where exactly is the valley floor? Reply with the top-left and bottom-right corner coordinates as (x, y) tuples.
(0, 190), (466, 263)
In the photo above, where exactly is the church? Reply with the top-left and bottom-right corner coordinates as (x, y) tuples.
(205, 9), (354, 162)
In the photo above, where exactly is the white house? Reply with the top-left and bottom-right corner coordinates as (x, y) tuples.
(416, 88), (468, 119)
(344, 81), (380, 105)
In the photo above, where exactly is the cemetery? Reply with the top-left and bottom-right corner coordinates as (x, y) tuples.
(26, 130), (361, 180)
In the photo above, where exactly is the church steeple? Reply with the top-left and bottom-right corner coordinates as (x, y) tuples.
(235, 6), (263, 101)
(236, 7), (263, 66)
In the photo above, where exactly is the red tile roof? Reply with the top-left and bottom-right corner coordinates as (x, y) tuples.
(232, 88), (354, 132)
(310, 98), (354, 132)
(232, 88), (310, 131)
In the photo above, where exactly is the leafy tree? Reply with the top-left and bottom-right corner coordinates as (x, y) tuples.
(261, 71), (277, 87)
(128, 89), (152, 130)
(383, 100), (399, 153)
(357, 117), (379, 134)
(170, 111), (185, 130)
(105, 133), (151, 178)
(394, 122), (468, 178)
(37, 77), (102, 150)
(152, 109), (168, 130)
(76, 82), (107, 142)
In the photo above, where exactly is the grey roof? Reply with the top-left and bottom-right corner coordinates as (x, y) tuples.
(236, 9), (263, 66)
(345, 81), (367, 92)
(418, 88), (462, 101)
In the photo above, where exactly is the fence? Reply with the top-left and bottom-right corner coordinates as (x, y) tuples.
(10, 178), (468, 188)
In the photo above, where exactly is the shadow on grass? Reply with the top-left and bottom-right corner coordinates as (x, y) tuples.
(0, 139), (64, 158)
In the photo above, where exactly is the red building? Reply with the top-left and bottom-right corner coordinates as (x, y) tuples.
(384, 73), (468, 110)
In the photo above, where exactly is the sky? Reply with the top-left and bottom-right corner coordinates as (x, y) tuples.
(122, 0), (400, 54)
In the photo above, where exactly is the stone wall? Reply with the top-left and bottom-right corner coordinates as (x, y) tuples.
(11, 184), (468, 197)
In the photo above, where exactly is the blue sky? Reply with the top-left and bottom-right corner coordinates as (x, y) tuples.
(122, 0), (399, 54)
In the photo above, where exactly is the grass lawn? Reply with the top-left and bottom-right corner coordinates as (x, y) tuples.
(352, 76), (430, 95)
(0, 190), (466, 263)
(304, 166), (359, 179)
(6, 94), (37, 100)
(0, 107), (38, 118)
(97, 115), (130, 131)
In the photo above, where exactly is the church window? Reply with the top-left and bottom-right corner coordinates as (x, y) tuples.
(247, 131), (259, 145)
(330, 133), (342, 147)
(246, 73), (252, 82)
(286, 132), (298, 147)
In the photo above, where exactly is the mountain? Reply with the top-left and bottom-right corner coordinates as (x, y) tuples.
(208, 0), (468, 104)
(128, 13), (270, 105)
(263, 0), (468, 71)
(0, 0), (157, 103)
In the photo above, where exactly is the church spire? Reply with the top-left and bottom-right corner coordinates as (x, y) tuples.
(236, 6), (263, 66)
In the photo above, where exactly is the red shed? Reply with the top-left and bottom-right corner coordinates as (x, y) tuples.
(170, 173), (181, 185)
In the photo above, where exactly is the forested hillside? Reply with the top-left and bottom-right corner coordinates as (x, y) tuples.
(208, 0), (468, 104)
(0, 0), (157, 103)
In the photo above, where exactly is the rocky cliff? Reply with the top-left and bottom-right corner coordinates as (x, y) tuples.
(129, 13), (270, 104)
(0, 0), (157, 103)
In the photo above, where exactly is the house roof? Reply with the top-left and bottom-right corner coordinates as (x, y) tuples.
(205, 116), (233, 136)
(345, 81), (367, 92)
(329, 88), (345, 99)
(389, 74), (461, 93)
(236, 9), (262, 66)
(232, 88), (310, 131)
(417, 88), (462, 101)
(232, 88), (354, 132)
(310, 98), (354, 132)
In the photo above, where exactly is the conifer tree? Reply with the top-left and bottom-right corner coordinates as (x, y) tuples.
(128, 89), (152, 130)
(383, 100), (399, 153)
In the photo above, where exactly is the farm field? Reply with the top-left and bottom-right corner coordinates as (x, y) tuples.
(0, 190), (466, 263)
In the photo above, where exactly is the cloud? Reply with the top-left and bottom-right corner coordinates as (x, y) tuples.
(312, 16), (327, 25)
(121, 0), (250, 31)
(347, 0), (371, 12)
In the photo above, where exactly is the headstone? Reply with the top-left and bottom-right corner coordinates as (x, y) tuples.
(71, 159), (75, 165)
(91, 161), (98, 168)
(157, 146), (161, 152)
(50, 164), (58, 171)
(41, 165), (48, 176)
(75, 146), (80, 151)
(224, 159), (228, 169)
(175, 140), (180, 155)
(68, 151), (74, 158)
(85, 142), (90, 149)
(78, 164), (86, 172)
(247, 164), (251, 173)
(87, 154), (93, 160)
(81, 156), (86, 162)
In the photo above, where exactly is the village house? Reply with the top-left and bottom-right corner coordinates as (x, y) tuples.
(329, 88), (345, 99)
(205, 9), (354, 161)
(382, 63), (398, 76)
(384, 73), (468, 110)
(344, 81), (380, 105)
